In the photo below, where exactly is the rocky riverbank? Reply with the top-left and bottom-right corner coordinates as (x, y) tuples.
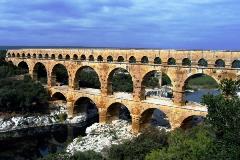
(0, 107), (87, 133)
(67, 120), (135, 154)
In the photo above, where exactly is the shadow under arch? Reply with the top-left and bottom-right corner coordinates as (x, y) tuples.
(33, 62), (47, 84)
(51, 64), (69, 86)
(180, 115), (205, 130)
(51, 92), (67, 102)
(183, 73), (219, 103)
(74, 66), (101, 90)
(107, 67), (133, 95)
(139, 108), (171, 131)
(73, 97), (99, 122)
(18, 61), (29, 74)
(106, 102), (131, 123)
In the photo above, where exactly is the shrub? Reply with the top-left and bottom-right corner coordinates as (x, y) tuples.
(70, 150), (103, 160)
(107, 127), (167, 160)
(145, 125), (215, 160)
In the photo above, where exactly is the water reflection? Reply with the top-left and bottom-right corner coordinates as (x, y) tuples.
(0, 124), (88, 160)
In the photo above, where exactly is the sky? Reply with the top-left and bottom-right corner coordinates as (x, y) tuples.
(0, 0), (240, 50)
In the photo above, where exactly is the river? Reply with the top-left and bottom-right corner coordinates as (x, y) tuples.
(185, 88), (220, 103)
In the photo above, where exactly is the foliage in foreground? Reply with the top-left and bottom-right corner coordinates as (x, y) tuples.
(40, 151), (103, 160)
(146, 125), (215, 160)
(0, 75), (49, 113)
(107, 127), (167, 160)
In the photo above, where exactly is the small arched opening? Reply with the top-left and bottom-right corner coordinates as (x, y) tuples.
(51, 54), (55, 59)
(7, 53), (11, 57)
(141, 56), (149, 64)
(154, 57), (161, 64)
(73, 54), (78, 60)
(80, 55), (86, 61)
(182, 58), (191, 66)
(17, 53), (20, 57)
(198, 58), (208, 67)
(129, 56), (136, 63)
(215, 59), (225, 67)
(33, 62), (47, 84)
(73, 97), (99, 123)
(12, 53), (16, 57)
(167, 58), (176, 65)
(107, 56), (113, 62)
(33, 54), (36, 58)
(27, 53), (31, 58)
(51, 92), (67, 110)
(97, 55), (103, 62)
(107, 68), (133, 95)
(140, 108), (170, 131)
(22, 53), (25, 58)
(106, 102), (131, 123)
(232, 60), (240, 68)
(38, 54), (43, 59)
(51, 64), (69, 86)
(117, 56), (124, 62)
(45, 54), (49, 59)
(74, 66), (101, 90)
(58, 54), (63, 60)
(65, 54), (70, 60)
(89, 55), (94, 61)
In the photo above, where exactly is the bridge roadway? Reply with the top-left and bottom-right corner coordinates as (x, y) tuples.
(6, 48), (240, 133)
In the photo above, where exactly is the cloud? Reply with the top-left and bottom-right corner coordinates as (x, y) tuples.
(0, 0), (239, 49)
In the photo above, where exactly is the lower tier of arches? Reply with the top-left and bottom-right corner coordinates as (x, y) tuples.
(49, 88), (207, 134)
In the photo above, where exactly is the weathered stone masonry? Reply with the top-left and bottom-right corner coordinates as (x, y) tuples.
(6, 49), (240, 133)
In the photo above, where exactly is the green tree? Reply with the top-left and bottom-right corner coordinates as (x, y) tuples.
(107, 127), (167, 160)
(0, 75), (49, 113)
(219, 78), (240, 98)
(145, 126), (215, 160)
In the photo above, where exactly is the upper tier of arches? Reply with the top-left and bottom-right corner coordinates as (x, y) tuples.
(7, 50), (240, 69)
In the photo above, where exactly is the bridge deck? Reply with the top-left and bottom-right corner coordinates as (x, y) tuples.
(50, 86), (208, 113)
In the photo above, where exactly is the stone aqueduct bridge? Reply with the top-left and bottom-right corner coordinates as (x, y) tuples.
(6, 49), (240, 133)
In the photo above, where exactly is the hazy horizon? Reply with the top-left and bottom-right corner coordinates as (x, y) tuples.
(0, 1), (240, 50)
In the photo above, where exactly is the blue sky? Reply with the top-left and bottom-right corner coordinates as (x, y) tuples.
(0, 0), (239, 50)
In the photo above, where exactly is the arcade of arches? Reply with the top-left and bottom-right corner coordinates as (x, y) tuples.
(6, 49), (240, 133)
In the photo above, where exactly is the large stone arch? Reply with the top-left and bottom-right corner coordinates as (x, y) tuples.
(105, 102), (132, 123)
(18, 61), (29, 73)
(73, 97), (99, 121)
(73, 66), (101, 90)
(106, 67), (134, 95)
(182, 72), (220, 89)
(180, 72), (219, 104)
(51, 91), (67, 101)
(139, 107), (171, 131)
(140, 69), (173, 99)
(50, 63), (69, 86)
(32, 62), (48, 83)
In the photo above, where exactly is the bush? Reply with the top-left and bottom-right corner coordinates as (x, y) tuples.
(56, 113), (68, 122)
(39, 152), (70, 160)
(0, 75), (49, 113)
(107, 127), (167, 160)
(70, 150), (103, 160)
(145, 125), (215, 160)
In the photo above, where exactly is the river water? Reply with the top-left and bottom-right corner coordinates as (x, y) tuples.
(0, 89), (220, 159)
(0, 123), (90, 160)
(185, 88), (220, 103)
